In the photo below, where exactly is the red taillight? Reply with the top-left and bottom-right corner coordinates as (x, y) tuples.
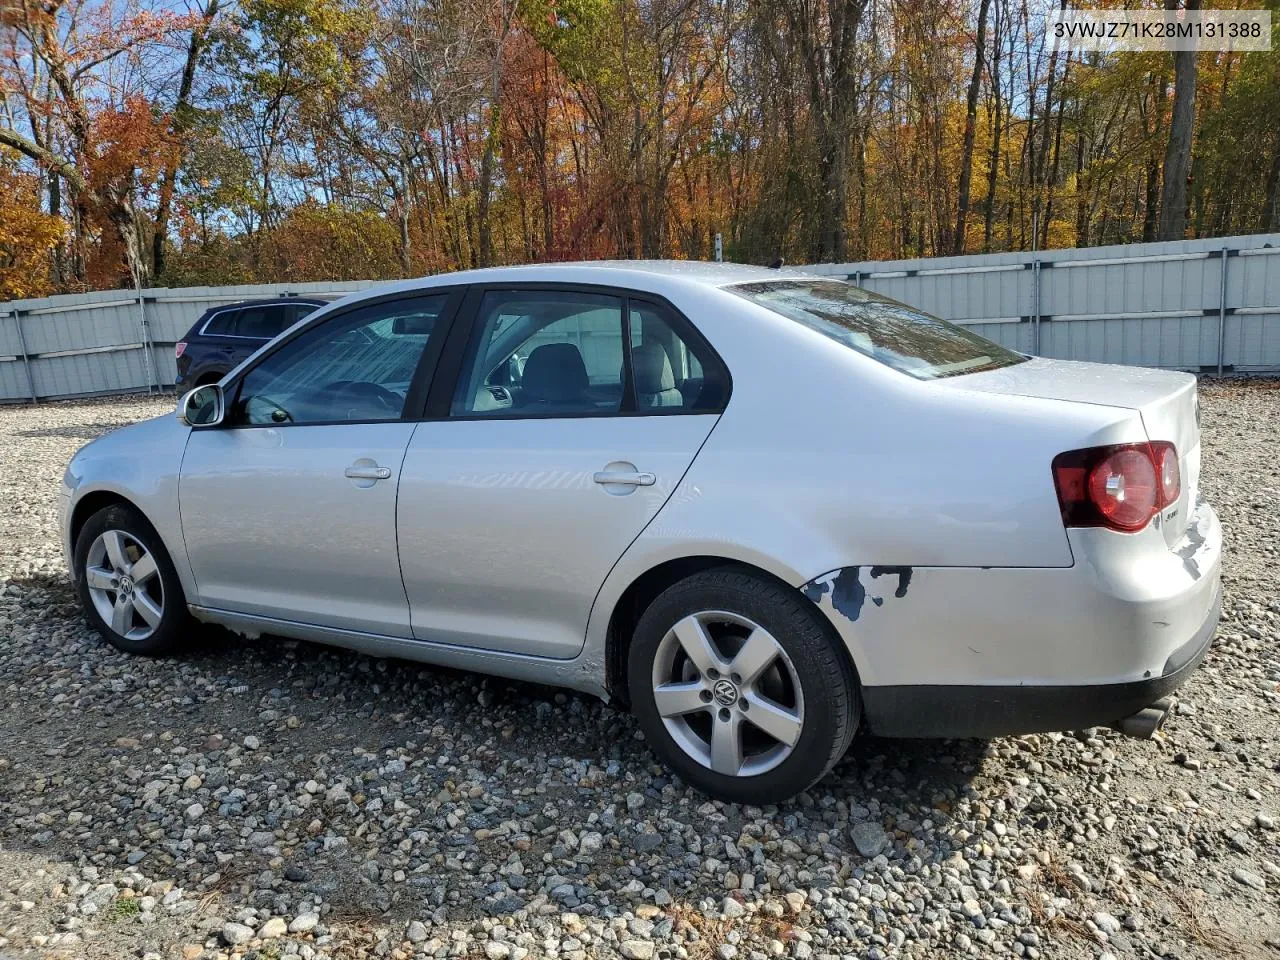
(174, 341), (187, 359)
(1157, 443), (1180, 506)
(1052, 441), (1179, 533)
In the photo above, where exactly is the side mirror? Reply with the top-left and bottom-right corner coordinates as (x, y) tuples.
(177, 384), (225, 427)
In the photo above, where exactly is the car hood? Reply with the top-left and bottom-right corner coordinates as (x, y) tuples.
(69, 413), (188, 474)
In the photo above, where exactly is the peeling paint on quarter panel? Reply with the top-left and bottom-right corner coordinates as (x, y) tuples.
(800, 565), (914, 625)
(869, 565), (913, 598)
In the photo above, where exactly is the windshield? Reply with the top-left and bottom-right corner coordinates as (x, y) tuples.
(730, 279), (1026, 380)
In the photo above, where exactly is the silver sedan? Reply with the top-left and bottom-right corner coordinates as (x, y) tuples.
(61, 262), (1221, 803)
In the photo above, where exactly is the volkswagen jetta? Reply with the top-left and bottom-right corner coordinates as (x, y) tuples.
(61, 262), (1221, 803)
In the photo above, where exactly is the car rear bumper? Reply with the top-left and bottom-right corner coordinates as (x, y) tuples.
(802, 498), (1222, 737)
(859, 579), (1220, 737)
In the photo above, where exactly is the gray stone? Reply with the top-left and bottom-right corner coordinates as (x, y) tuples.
(221, 922), (255, 946)
(1093, 912), (1121, 935)
(289, 912), (320, 934)
(1232, 867), (1266, 890)
(850, 821), (889, 858)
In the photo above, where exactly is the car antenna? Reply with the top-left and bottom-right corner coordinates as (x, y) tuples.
(768, 256), (785, 269)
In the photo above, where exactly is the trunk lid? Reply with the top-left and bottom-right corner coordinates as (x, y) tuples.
(949, 357), (1201, 545)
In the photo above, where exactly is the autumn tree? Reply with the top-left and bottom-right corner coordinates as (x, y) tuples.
(0, 163), (66, 298)
(3, 0), (1280, 295)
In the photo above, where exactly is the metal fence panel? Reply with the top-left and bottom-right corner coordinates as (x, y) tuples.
(1, 238), (1278, 403)
(825, 233), (1280, 374)
(0, 280), (381, 402)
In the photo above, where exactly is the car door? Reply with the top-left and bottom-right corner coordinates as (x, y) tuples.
(180, 291), (460, 636)
(197, 307), (244, 374)
(397, 286), (730, 659)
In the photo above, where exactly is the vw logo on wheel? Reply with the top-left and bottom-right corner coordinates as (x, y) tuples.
(712, 678), (739, 706)
(117, 576), (134, 597)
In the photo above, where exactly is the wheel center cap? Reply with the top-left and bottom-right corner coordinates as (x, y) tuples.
(712, 678), (739, 706)
(117, 576), (133, 596)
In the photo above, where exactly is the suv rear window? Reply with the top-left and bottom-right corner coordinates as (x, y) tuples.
(730, 279), (1026, 380)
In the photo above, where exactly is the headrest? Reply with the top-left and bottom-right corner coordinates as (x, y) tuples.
(632, 343), (675, 394)
(522, 342), (588, 402)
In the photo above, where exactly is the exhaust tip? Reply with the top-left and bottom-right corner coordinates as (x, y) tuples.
(1112, 697), (1177, 739)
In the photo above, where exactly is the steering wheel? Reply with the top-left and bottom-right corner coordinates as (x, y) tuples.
(324, 380), (403, 412)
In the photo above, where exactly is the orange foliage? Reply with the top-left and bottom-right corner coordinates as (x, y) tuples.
(85, 95), (176, 194)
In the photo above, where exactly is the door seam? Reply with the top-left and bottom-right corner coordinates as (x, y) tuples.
(578, 411), (728, 656)
(395, 421), (424, 636)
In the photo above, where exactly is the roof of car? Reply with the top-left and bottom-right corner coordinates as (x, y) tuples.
(498, 260), (817, 284)
(320, 261), (825, 312)
(202, 296), (329, 313)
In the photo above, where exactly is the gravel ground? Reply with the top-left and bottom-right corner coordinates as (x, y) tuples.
(1, 383), (1278, 960)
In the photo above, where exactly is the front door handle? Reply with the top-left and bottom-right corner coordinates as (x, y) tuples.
(593, 470), (656, 487)
(345, 464), (392, 480)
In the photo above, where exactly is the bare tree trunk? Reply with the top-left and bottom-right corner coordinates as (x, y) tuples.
(1041, 52), (1070, 248)
(954, 0), (992, 254)
(153, 0), (221, 281)
(1157, 0), (1200, 241)
(1142, 70), (1167, 242)
(103, 184), (150, 288)
(983, 0), (1004, 251)
(1261, 137), (1280, 231)
(1074, 126), (1089, 246)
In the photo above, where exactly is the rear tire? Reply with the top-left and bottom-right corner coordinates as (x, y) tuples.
(628, 567), (860, 804)
(74, 504), (190, 655)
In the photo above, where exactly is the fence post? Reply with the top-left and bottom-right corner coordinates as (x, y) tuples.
(136, 293), (158, 394)
(12, 309), (38, 403)
(1032, 258), (1042, 355)
(1217, 245), (1229, 377)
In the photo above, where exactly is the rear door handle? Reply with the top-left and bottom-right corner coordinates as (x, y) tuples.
(593, 471), (656, 487)
(345, 464), (392, 480)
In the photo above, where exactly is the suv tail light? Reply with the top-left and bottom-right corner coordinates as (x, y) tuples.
(1052, 442), (1180, 532)
(174, 341), (187, 359)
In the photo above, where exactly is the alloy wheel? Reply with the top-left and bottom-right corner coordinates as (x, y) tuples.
(84, 529), (165, 641)
(650, 610), (805, 777)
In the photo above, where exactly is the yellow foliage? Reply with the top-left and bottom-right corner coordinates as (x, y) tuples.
(0, 166), (66, 300)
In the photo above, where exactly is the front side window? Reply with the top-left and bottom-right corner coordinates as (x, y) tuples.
(452, 291), (626, 416)
(229, 295), (447, 426)
(730, 279), (1026, 380)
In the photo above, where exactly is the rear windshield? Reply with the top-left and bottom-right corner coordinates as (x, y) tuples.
(730, 279), (1026, 380)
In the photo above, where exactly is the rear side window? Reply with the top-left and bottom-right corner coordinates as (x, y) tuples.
(730, 279), (1026, 380)
(292, 303), (322, 324)
(234, 306), (288, 339)
(628, 300), (727, 411)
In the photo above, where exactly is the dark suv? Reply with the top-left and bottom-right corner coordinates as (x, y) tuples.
(174, 297), (329, 388)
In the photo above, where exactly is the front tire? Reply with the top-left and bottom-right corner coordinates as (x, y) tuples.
(628, 567), (860, 804)
(74, 503), (189, 655)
